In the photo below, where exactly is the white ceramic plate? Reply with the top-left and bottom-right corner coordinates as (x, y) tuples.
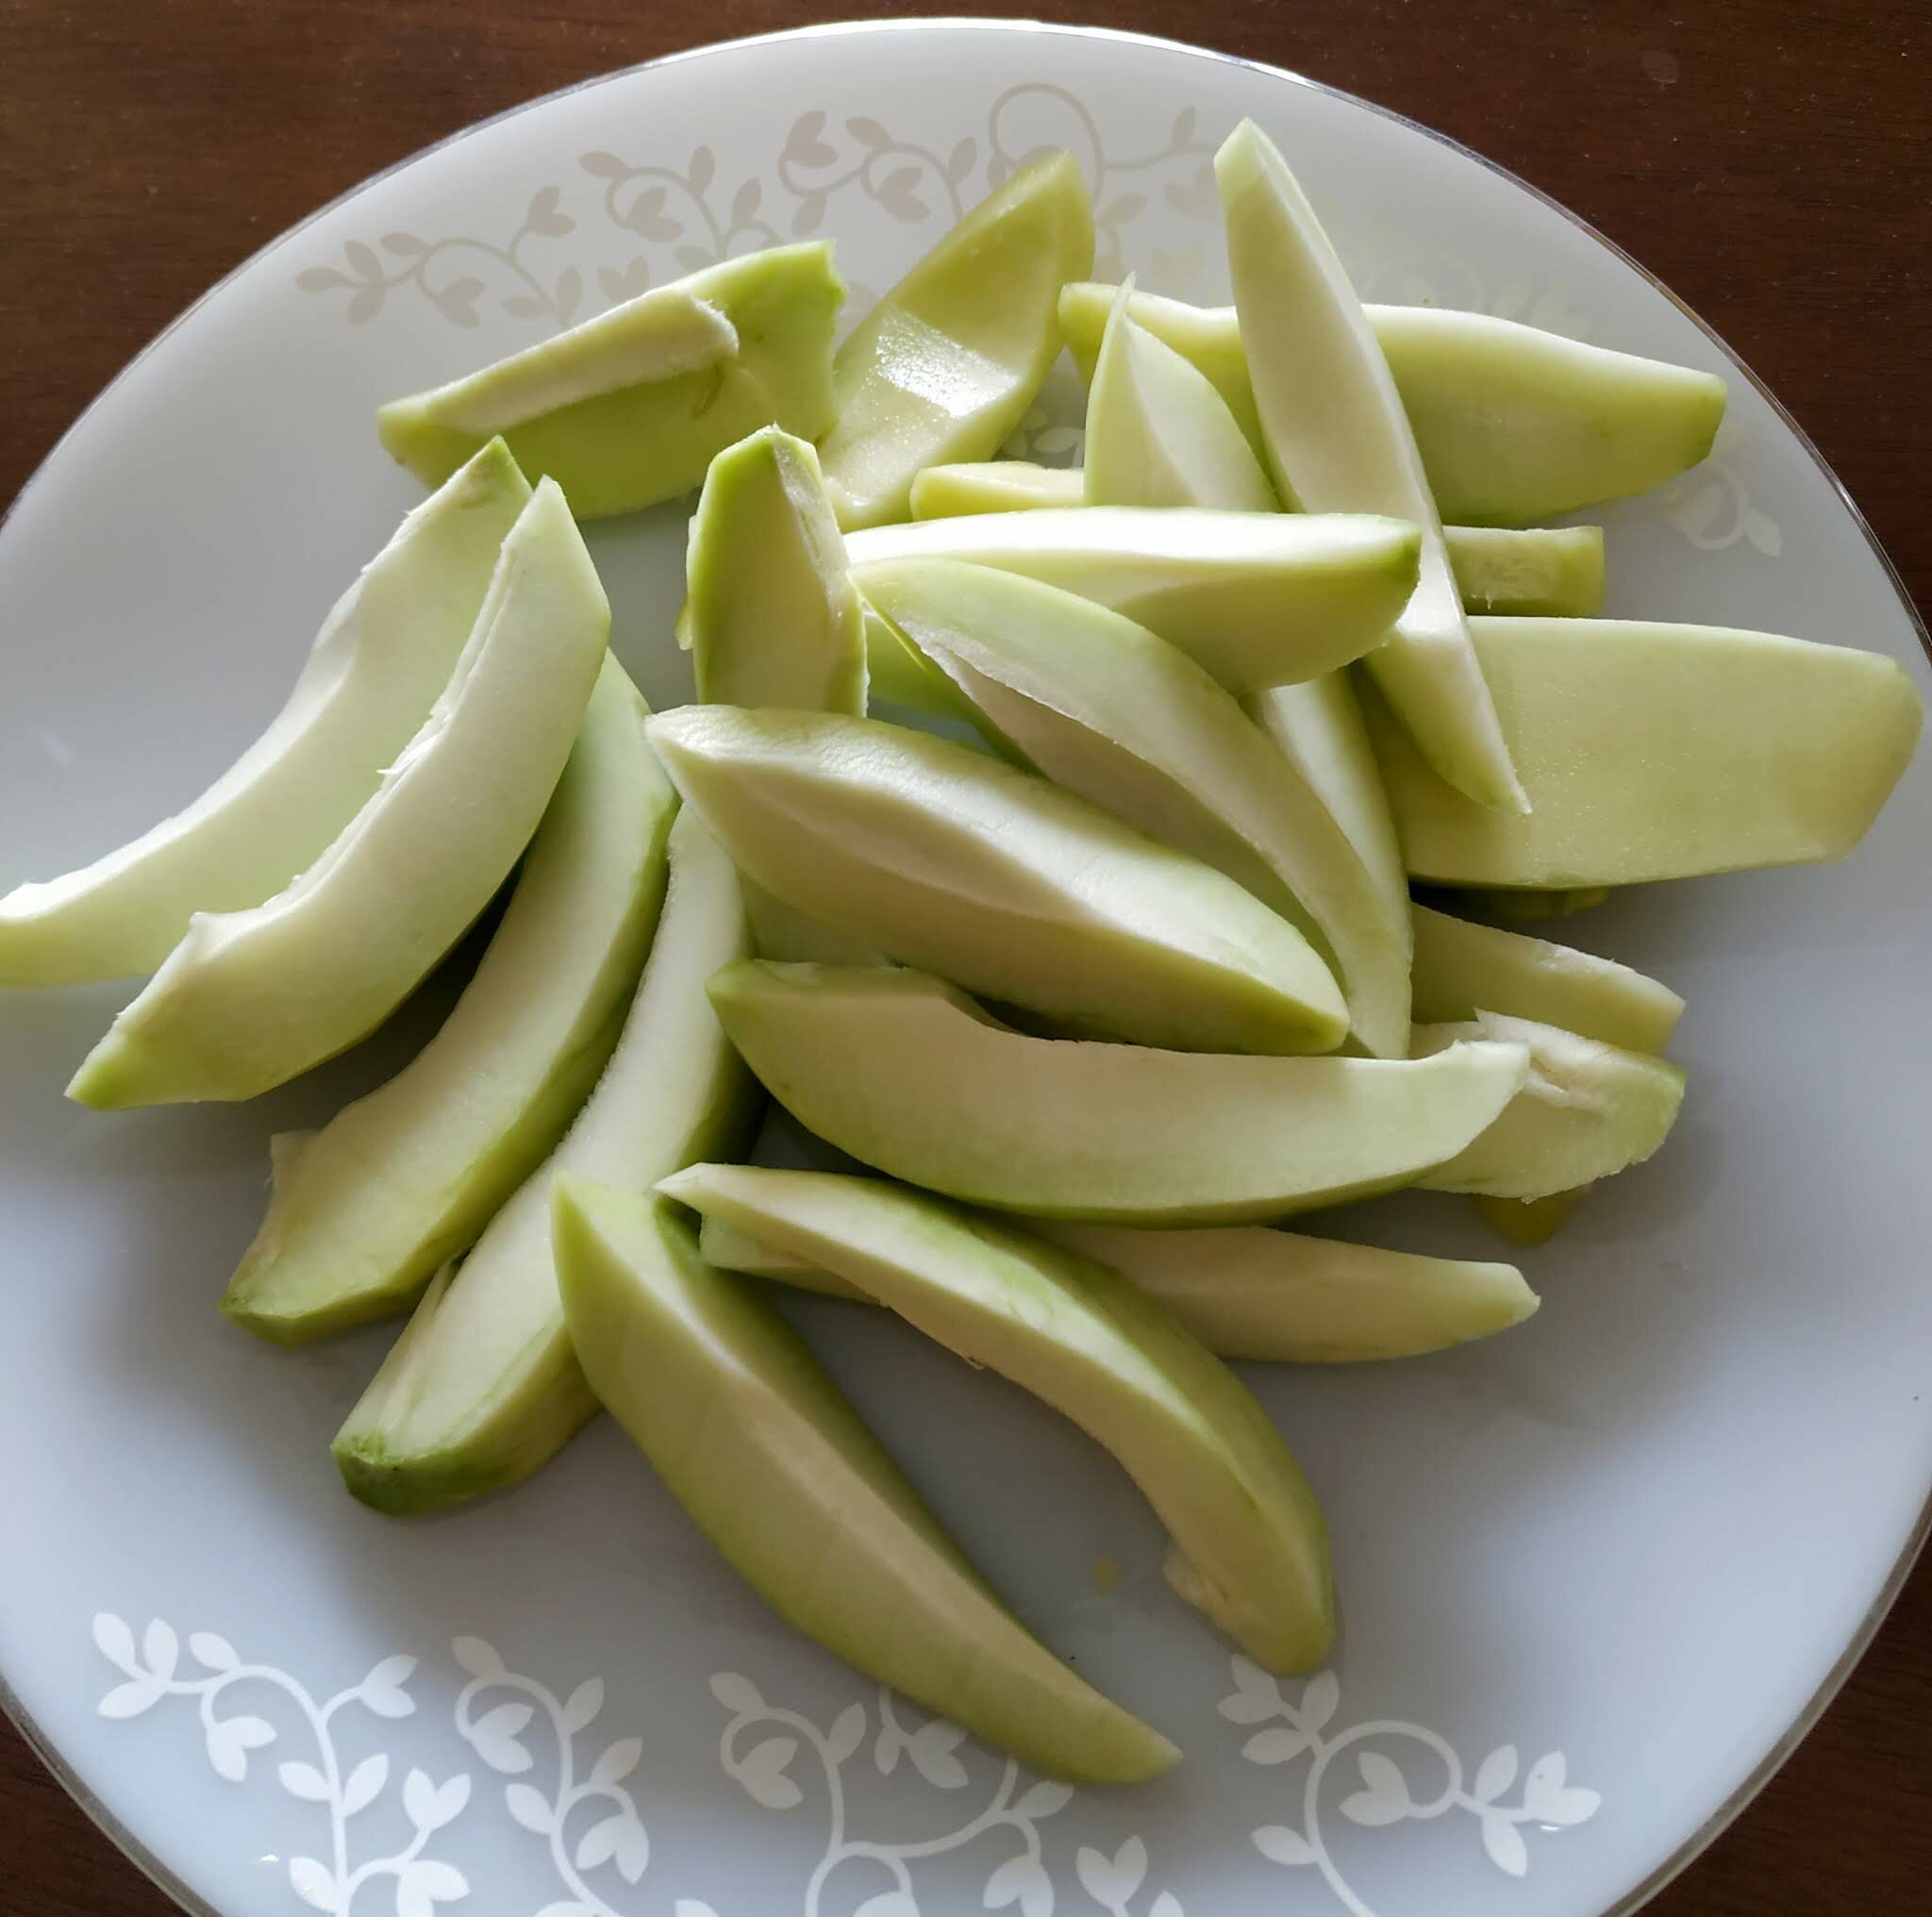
(4, 22), (1927, 1917)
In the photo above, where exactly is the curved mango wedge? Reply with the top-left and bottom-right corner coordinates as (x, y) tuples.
(650, 706), (1346, 1057)
(708, 961), (1528, 1225)
(909, 459), (1084, 517)
(819, 153), (1094, 529)
(221, 661), (676, 1342)
(554, 1176), (1177, 1780)
(0, 442), (529, 986)
(377, 246), (844, 519)
(656, 1163), (1334, 1672)
(331, 808), (756, 1512)
(70, 478), (608, 1109)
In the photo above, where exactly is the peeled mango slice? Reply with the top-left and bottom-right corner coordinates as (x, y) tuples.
(331, 808), (755, 1512)
(1413, 1011), (1686, 1197)
(1367, 618), (1924, 885)
(221, 661), (676, 1342)
(861, 558), (1409, 1056)
(1058, 281), (1727, 526)
(552, 1177), (1176, 1781)
(708, 961), (1529, 1224)
(650, 706), (1346, 1056)
(376, 245), (844, 518)
(819, 153), (1094, 529)
(844, 507), (1422, 693)
(656, 1163), (1334, 1673)
(1218, 120), (1524, 813)
(70, 479), (608, 1109)
(909, 460), (1085, 516)
(693, 1202), (1538, 1364)
(1409, 903), (1683, 1053)
(0, 441), (530, 986)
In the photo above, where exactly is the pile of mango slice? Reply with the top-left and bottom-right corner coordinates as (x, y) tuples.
(4, 123), (1920, 1782)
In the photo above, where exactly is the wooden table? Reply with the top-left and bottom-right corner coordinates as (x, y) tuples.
(2, 3), (1927, 1910)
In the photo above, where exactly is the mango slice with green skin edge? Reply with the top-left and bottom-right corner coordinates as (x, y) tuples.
(0, 442), (530, 987)
(1413, 1012), (1685, 1199)
(650, 706), (1346, 1057)
(376, 245), (844, 519)
(708, 961), (1529, 1225)
(905, 460), (1604, 617)
(656, 1163), (1335, 1673)
(819, 153), (1094, 530)
(70, 479), (608, 1110)
(331, 808), (757, 1513)
(1218, 121), (1525, 814)
(221, 660), (676, 1344)
(552, 1177), (1177, 1782)
(1410, 903), (1683, 1054)
(1058, 281), (1727, 527)
(844, 507), (1422, 694)
(860, 558), (1409, 1056)
(692, 1203), (1538, 1365)
(1365, 618), (1924, 886)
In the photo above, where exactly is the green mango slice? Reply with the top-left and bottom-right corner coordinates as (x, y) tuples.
(70, 478), (608, 1109)
(553, 1177), (1177, 1780)
(1058, 283), (1727, 527)
(819, 154), (1094, 529)
(1367, 618), (1924, 885)
(376, 246), (844, 519)
(909, 460), (1085, 516)
(0, 442), (530, 986)
(708, 961), (1528, 1224)
(331, 808), (756, 1511)
(656, 1162), (1334, 1672)
(221, 660), (676, 1342)
(1218, 121), (1524, 813)
(649, 706), (1346, 1057)
(844, 507), (1421, 693)
(860, 558), (1409, 1055)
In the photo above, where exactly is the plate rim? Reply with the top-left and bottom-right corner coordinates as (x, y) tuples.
(3, 18), (1926, 1916)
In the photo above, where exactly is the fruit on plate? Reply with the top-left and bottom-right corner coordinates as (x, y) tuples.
(649, 706), (1347, 1056)
(0, 441), (530, 986)
(818, 154), (1094, 529)
(1218, 120), (1524, 813)
(552, 1176), (1177, 1781)
(221, 660), (676, 1342)
(331, 806), (756, 1512)
(1409, 902), (1684, 1053)
(69, 478), (608, 1109)
(1413, 1011), (1686, 1197)
(683, 425), (865, 711)
(843, 507), (1422, 692)
(905, 459), (1605, 617)
(1366, 618), (1925, 884)
(376, 245), (844, 518)
(860, 558), (1410, 1055)
(708, 961), (1529, 1223)
(694, 1202), (1539, 1363)
(655, 1163), (1335, 1671)
(1057, 279), (1728, 526)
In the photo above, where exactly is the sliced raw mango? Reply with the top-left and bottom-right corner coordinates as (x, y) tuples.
(552, 1177), (1176, 1780)
(70, 479), (608, 1109)
(708, 961), (1529, 1224)
(1367, 618), (1924, 885)
(819, 154), (1094, 529)
(656, 1163), (1334, 1672)
(0, 442), (530, 986)
(910, 460), (1085, 517)
(650, 706), (1346, 1057)
(376, 246), (844, 518)
(221, 660), (676, 1342)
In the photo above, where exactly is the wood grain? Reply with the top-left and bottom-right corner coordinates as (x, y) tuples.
(1, 3), (1926, 1912)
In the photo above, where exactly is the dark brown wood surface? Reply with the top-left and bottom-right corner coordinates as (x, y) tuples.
(2, 3), (1927, 1912)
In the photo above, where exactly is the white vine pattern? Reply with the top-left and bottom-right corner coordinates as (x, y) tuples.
(1661, 417), (1782, 556)
(1223, 1657), (1600, 1916)
(92, 1612), (471, 1915)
